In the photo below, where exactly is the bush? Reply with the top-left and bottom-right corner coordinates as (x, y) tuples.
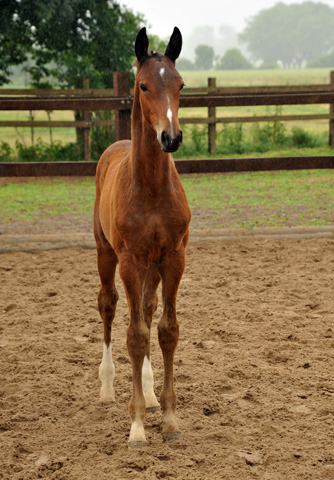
(218, 124), (245, 154)
(175, 120), (324, 158)
(291, 127), (321, 148)
(217, 49), (252, 70)
(15, 140), (80, 162)
(0, 140), (81, 163)
(0, 142), (13, 162)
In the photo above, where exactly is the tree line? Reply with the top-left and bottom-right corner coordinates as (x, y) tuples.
(181, 1), (334, 70)
(240, 1), (334, 68)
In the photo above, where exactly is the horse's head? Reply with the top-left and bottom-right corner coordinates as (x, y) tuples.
(135, 27), (184, 153)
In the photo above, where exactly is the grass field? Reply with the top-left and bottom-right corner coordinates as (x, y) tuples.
(1, 169), (333, 231)
(1, 68), (333, 151)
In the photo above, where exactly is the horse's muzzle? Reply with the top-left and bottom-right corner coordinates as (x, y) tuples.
(161, 130), (183, 152)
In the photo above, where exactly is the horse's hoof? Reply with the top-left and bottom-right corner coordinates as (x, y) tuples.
(162, 431), (181, 443)
(128, 440), (148, 449)
(99, 394), (116, 404)
(100, 387), (115, 404)
(146, 405), (161, 414)
(100, 399), (115, 405)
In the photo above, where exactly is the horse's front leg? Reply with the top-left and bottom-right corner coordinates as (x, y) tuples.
(142, 265), (161, 413)
(119, 253), (149, 448)
(158, 247), (185, 442)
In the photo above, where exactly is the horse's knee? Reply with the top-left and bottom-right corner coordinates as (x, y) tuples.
(143, 292), (158, 322)
(98, 286), (119, 318)
(158, 315), (179, 352)
(127, 322), (150, 359)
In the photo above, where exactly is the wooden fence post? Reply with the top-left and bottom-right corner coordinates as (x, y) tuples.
(82, 78), (91, 161)
(208, 77), (217, 155)
(330, 71), (334, 148)
(113, 72), (131, 141)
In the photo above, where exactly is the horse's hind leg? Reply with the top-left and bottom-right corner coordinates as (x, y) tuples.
(96, 242), (119, 403)
(142, 265), (161, 413)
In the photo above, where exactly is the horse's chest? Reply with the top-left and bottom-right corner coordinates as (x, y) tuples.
(115, 206), (188, 260)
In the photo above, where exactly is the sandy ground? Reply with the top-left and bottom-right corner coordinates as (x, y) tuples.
(1, 238), (334, 479)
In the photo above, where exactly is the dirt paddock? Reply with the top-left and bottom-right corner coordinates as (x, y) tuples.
(1, 238), (333, 479)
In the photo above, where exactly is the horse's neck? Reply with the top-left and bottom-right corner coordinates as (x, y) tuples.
(130, 100), (171, 194)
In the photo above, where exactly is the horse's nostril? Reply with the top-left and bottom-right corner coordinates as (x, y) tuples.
(161, 130), (168, 145)
(161, 130), (182, 152)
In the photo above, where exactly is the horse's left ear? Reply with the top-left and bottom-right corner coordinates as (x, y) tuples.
(135, 27), (149, 63)
(165, 27), (182, 62)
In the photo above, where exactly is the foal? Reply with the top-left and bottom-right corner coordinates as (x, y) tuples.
(94, 27), (191, 447)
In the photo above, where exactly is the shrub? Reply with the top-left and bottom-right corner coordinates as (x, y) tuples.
(291, 127), (321, 148)
(218, 124), (245, 154)
(0, 142), (14, 162)
(15, 140), (80, 162)
(0, 140), (81, 163)
(217, 49), (252, 70)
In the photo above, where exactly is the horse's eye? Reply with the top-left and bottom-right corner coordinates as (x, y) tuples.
(180, 83), (185, 91)
(139, 84), (148, 92)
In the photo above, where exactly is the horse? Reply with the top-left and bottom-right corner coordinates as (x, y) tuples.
(93, 26), (191, 447)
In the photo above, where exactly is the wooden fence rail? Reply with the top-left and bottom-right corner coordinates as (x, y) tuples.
(1, 156), (334, 178)
(0, 71), (334, 172)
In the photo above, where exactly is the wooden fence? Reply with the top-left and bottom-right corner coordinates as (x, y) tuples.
(1, 71), (334, 175)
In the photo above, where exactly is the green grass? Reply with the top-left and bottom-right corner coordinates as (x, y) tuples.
(0, 178), (94, 223)
(1, 170), (333, 232)
(182, 169), (334, 229)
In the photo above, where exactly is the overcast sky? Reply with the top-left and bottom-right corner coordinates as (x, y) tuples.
(120, 0), (334, 37)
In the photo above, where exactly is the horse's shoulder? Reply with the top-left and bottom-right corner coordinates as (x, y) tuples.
(96, 140), (131, 187)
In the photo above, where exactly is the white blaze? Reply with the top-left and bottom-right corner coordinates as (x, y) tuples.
(166, 96), (173, 138)
(160, 67), (165, 79)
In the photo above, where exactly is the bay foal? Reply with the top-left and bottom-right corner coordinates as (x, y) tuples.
(94, 27), (191, 447)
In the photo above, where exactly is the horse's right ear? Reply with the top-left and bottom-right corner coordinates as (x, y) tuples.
(165, 27), (182, 62)
(135, 27), (149, 63)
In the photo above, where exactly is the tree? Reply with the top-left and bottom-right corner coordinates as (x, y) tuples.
(217, 48), (252, 70)
(0, 0), (144, 88)
(239, 1), (334, 68)
(176, 58), (195, 71)
(0, 1), (145, 159)
(307, 51), (334, 68)
(0, 0), (34, 85)
(195, 45), (215, 70)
